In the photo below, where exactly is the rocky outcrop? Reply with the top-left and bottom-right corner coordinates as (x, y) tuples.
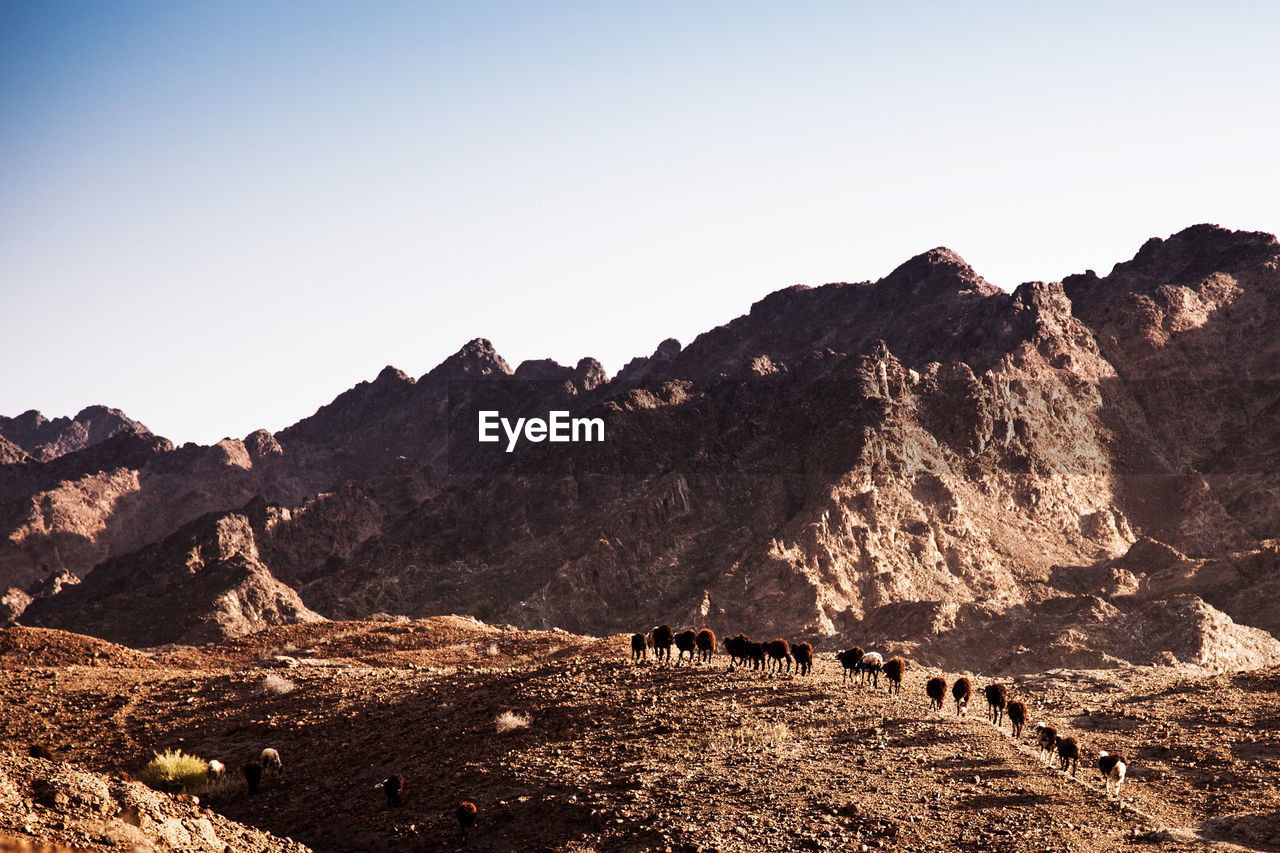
(0, 406), (151, 462)
(19, 511), (322, 647)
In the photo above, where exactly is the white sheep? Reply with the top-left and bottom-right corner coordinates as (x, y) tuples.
(260, 747), (283, 773)
(206, 759), (225, 780)
(1098, 751), (1127, 799)
(859, 652), (884, 687)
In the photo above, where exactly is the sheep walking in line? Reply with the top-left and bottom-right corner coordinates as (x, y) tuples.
(792, 642), (814, 675)
(835, 647), (865, 685)
(674, 629), (698, 665)
(985, 684), (1008, 726)
(1098, 751), (1127, 800)
(723, 633), (750, 667)
(952, 677), (972, 716)
(1056, 735), (1080, 776)
(859, 652), (884, 687)
(765, 639), (792, 674)
(631, 633), (647, 662)
(696, 628), (717, 664)
(1006, 700), (1027, 739)
(882, 657), (906, 695)
(744, 640), (766, 670)
(650, 625), (675, 663)
(926, 676), (946, 711)
(1035, 723), (1058, 764)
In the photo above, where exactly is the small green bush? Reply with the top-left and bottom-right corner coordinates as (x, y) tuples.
(466, 600), (492, 621)
(436, 578), (457, 593)
(139, 748), (209, 792)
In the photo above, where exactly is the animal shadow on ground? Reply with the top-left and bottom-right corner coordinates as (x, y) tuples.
(959, 792), (1059, 811)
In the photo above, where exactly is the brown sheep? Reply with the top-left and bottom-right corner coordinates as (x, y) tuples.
(1007, 700), (1027, 738)
(764, 639), (792, 674)
(952, 677), (971, 715)
(696, 628), (717, 664)
(883, 657), (906, 695)
(650, 624), (674, 663)
(630, 632), (647, 662)
(792, 642), (814, 675)
(674, 629), (698, 665)
(985, 684), (1008, 726)
(835, 647), (864, 684)
(926, 676), (946, 710)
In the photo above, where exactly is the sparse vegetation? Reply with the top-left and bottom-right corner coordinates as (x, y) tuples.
(467, 600), (493, 621)
(261, 673), (296, 695)
(139, 748), (209, 792)
(437, 578), (457, 593)
(495, 710), (531, 734)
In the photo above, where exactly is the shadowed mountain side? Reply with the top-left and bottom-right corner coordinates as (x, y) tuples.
(19, 511), (322, 646)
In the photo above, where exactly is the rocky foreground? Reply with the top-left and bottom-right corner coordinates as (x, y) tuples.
(3, 619), (1279, 852)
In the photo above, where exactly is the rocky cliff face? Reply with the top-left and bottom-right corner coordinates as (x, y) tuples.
(7, 225), (1280, 667)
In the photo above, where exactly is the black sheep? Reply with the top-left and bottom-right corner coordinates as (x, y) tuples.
(744, 640), (766, 670)
(630, 633), (647, 662)
(650, 624), (675, 663)
(674, 629), (698, 665)
(723, 633), (749, 666)
(457, 800), (478, 842)
(243, 761), (263, 795)
(926, 676), (946, 711)
(952, 677), (972, 715)
(1098, 751), (1127, 799)
(835, 647), (864, 684)
(1007, 700), (1027, 738)
(792, 642), (814, 675)
(1056, 736), (1080, 776)
(882, 657), (906, 695)
(380, 773), (403, 807)
(1035, 723), (1058, 764)
(985, 684), (1008, 726)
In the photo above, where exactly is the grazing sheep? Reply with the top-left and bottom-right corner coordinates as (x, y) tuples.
(206, 759), (225, 781)
(985, 684), (1008, 726)
(631, 633), (647, 662)
(952, 677), (972, 715)
(650, 625), (675, 663)
(835, 647), (865, 684)
(744, 640), (766, 670)
(1035, 723), (1059, 764)
(27, 744), (53, 760)
(792, 642), (814, 675)
(859, 652), (884, 687)
(1007, 700), (1027, 738)
(696, 628), (716, 664)
(376, 773), (403, 807)
(723, 633), (749, 666)
(1097, 751), (1127, 799)
(1056, 736), (1080, 776)
(243, 761), (263, 795)
(764, 639), (792, 674)
(260, 747), (282, 773)
(457, 800), (478, 842)
(926, 676), (946, 711)
(674, 629), (698, 665)
(882, 657), (906, 695)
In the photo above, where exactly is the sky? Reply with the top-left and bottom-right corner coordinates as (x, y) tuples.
(2, 1), (1278, 445)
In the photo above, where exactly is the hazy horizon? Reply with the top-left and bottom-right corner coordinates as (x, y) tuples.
(3, 2), (1277, 445)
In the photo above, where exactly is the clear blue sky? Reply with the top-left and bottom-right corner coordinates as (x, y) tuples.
(2, 2), (1277, 445)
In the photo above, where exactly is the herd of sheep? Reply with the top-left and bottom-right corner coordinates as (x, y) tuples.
(633, 625), (1129, 802)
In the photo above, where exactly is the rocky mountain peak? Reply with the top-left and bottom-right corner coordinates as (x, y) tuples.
(424, 337), (512, 381)
(879, 246), (1000, 298)
(0, 406), (151, 462)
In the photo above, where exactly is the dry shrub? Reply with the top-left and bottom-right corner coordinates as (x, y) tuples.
(495, 711), (531, 734)
(261, 673), (296, 695)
